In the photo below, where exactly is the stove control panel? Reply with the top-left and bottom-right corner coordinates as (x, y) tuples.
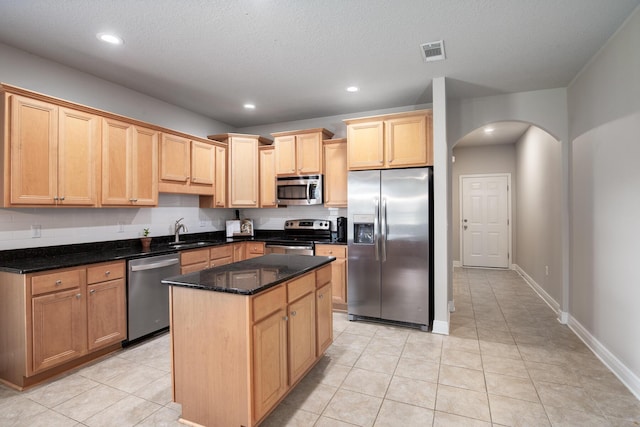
(284, 219), (331, 230)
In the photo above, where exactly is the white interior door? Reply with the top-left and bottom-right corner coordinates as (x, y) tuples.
(461, 174), (510, 268)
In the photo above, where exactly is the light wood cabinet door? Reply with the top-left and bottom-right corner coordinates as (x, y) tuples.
(101, 118), (132, 205)
(323, 139), (347, 207)
(32, 288), (87, 373)
(233, 242), (245, 262)
(58, 107), (99, 206)
(386, 113), (429, 168)
(131, 125), (158, 206)
(347, 121), (384, 170)
(9, 95), (58, 205)
(214, 144), (227, 207)
(229, 136), (258, 207)
(159, 133), (190, 183)
(102, 119), (158, 206)
(191, 141), (215, 186)
(296, 132), (322, 175)
(252, 308), (288, 422)
(316, 282), (333, 356)
(316, 245), (348, 309)
(274, 135), (296, 176)
(288, 291), (316, 385)
(87, 278), (126, 350)
(259, 146), (277, 208)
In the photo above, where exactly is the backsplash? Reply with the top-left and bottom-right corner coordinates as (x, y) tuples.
(0, 195), (347, 251)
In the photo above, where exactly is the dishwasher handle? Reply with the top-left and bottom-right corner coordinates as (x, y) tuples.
(265, 244), (314, 251)
(130, 258), (180, 272)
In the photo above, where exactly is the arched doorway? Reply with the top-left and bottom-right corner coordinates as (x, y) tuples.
(451, 121), (565, 317)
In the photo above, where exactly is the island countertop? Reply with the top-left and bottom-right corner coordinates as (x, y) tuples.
(161, 253), (335, 295)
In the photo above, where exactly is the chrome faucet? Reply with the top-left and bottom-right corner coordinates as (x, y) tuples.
(174, 218), (187, 243)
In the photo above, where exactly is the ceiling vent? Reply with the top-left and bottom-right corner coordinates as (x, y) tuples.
(420, 40), (446, 62)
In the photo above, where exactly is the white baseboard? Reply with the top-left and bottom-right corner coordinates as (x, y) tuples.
(568, 316), (640, 400)
(513, 264), (561, 317)
(513, 264), (640, 399)
(431, 320), (449, 335)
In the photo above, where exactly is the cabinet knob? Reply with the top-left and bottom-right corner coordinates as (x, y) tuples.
(53, 196), (59, 201)
(283, 316), (289, 321)
(75, 293), (82, 299)
(89, 289), (96, 294)
(319, 294), (324, 300)
(105, 270), (111, 276)
(291, 310), (297, 316)
(60, 196), (65, 201)
(55, 280), (62, 286)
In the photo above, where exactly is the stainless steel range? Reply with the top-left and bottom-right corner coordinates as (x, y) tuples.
(265, 219), (332, 256)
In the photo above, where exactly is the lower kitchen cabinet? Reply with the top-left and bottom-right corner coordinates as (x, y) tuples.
(316, 281), (333, 355)
(0, 261), (127, 390)
(287, 287), (316, 385)
(86, 262), (126, 351)
(32, 286), (87, 373)
(315, 244), (347, 311)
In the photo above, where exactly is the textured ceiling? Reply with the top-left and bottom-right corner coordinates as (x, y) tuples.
(0, 0), (638, 128)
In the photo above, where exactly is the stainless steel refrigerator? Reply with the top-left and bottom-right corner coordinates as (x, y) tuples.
(347, 167), (432, 331)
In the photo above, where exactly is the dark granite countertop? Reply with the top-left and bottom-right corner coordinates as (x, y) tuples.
(0, 231), (346, 274)
(161, 254), (335, 295)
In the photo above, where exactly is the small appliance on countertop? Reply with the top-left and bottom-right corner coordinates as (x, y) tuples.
(337, 217), (347, 243)
(226, 219), (254, 237)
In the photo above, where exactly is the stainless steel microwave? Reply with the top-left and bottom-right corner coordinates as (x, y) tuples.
(276, 175), (323, 206)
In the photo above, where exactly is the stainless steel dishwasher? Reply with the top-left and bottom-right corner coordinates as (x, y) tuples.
(127, 253), (180, 342)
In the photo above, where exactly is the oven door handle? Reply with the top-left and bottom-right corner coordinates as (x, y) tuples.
(266, 244), (314, 251)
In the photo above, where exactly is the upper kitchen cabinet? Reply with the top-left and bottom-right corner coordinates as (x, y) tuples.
(158, 133), (215, 195)
(322, 138), (347, 207)
(207, 133), (272, 208)
(259, 145), (277, 208)
(102, 118), (158, 206)
(198, 142), (227, 208)
(1, 93), (100, 207)
(272, 128), (334, 176)
(344, 110), (433, 170)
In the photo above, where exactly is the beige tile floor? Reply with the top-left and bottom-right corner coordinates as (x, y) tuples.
(2, 267), (640, 426)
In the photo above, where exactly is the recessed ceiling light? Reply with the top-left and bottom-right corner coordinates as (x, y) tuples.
(346, 86), (359, 93)
(97, 33), (124, 45)
(484, 127), (495, 134)
(243, 103), (256, 110)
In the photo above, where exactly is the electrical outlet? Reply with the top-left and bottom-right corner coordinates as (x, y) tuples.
(117, 222), (125, 233)
(545, 265), (549, 276)
(31, 224), (41, 238)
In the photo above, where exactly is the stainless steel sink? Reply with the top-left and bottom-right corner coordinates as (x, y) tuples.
(167, 241), (212, 249)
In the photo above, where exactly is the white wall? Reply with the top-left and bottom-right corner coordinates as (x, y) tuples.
(515, 127), (563, 304)
(451, 144), (517, 264)
(567, 7), (640, 396)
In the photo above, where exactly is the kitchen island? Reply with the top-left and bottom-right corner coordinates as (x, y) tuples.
(162, 254), (335, 427)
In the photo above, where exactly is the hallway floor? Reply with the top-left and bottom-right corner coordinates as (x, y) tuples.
(1, 268), (639, 426)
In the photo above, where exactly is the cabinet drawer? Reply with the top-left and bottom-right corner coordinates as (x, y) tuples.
(287, 272), (315, 303)
(247, 243), (264, 255)
(87, 261), (125, 284)
(210, 245), (233, 260)
(253, 285), (286, 322)
(316, 265), (332, 287)
(209, 256), (232, 268)
(180, 261), (209, 275)
(181, 248), (209, 265)
(31, 268), (84, 296)
(315, 245), (346, 258)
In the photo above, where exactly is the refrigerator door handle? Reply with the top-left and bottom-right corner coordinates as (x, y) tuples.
(381, 198), (387, 262)
(374, 198), (380, 261)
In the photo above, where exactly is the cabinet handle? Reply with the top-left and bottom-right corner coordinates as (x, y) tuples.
(55, 280), (62, 286)
(291, 310), (297, 316)
(130, 198), (138, 203)
(59, 196), (65, 201)
(53, 196), (59, 201)
(319, 294), (324, 300)
(89, 289), (96, 294)
(283, 316), (288, 321)
(75, 293), (82, 299)
(105, 270), (111, 276)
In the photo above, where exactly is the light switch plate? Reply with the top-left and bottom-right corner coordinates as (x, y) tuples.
(31, 224), (41, 238)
